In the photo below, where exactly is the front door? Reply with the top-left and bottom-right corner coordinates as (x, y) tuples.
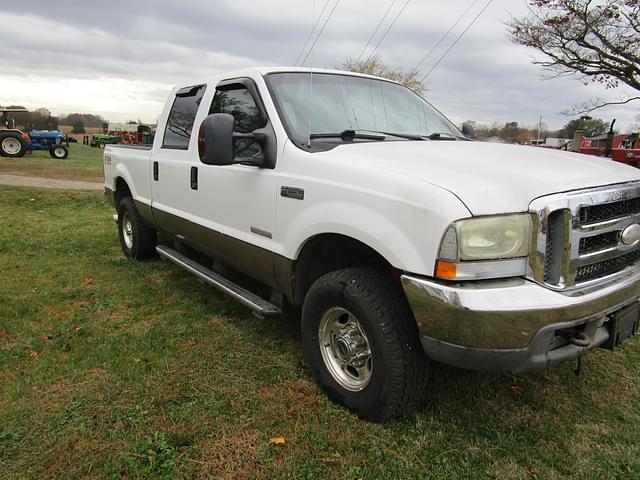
(191, 79), (278, 285)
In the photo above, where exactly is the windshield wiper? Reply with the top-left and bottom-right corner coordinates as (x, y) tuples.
(427, 132), (464, 141)
(357, 129), (425, 140)
(309, 129), (385, 141)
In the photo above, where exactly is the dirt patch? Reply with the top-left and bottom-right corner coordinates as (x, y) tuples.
(0, 174), (102, 191)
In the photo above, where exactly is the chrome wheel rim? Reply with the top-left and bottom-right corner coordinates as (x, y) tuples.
(2, 138), (21, 155)
(122, 212), (133, 249)
(318, 307), (373, 392)
(53, 147), (66, 158)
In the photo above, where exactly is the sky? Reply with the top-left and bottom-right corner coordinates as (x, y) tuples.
(0, 0), (638, 131)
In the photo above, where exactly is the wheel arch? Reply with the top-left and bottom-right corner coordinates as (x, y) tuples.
(114, 176), (132, 208)
(291, 232), (401, 306)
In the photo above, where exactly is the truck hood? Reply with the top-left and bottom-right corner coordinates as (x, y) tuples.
(333, 140), (640, 215)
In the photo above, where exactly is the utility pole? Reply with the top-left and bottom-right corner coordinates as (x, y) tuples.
(536, 115), (542, 145)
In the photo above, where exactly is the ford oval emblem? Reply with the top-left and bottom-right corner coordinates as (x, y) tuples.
(621, 224), (640, 246)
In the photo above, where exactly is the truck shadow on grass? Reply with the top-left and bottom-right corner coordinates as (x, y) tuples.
(160, 254), (635, 425)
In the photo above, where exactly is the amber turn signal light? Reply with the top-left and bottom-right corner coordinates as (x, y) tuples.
(435, 260), (457, 280)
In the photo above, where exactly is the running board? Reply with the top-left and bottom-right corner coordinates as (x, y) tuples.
(156, 245), (281, 317)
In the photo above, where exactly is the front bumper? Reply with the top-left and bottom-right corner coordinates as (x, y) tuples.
(401, 269), (640, 373)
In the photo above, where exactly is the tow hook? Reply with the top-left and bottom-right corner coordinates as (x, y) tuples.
(562, 329), (591, 348)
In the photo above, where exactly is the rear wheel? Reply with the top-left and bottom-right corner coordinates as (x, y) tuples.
(0, 134), (26, 157)
(301, 267), (429, 421)
(117, 197), (157, 259)
(49, 145), (69, 159)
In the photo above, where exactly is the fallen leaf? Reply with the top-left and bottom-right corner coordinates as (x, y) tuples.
(83, 278), (93, 286)
(269, 437), (286, 446)
(510, 385), (525, 394)
(71, 325), (81, 333)
(0, 331), (8, 338)
(132, 357), (141, 363)
(41, 335), (53, 343)
(28, 350), (39, 358)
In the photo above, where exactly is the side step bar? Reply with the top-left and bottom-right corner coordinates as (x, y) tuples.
(156, 245), (281, 317)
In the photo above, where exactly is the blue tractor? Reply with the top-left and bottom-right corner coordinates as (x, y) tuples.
(1, 108), (70, 159)
(25, 130), (70, 159)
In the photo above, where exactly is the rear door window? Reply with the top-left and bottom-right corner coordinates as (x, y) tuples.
(162, 84), (206, 149)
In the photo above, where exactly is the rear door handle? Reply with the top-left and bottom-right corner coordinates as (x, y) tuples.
(190, 166), (198, 190)
(153, 161), (159, 181)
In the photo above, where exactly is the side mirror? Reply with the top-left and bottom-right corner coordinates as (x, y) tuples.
(461, 123), (475, 139)
(199, 113), (235, 165)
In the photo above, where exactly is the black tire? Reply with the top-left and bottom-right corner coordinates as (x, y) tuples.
(49, 145), (69, 159)
(0, 132), (26, 158)
(117, 196), (157, 259)
(301, 267), (429, 422)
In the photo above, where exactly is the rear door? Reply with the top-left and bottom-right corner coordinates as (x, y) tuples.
(150, 84), (207, 233)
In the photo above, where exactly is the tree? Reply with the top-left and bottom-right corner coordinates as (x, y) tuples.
(72, 122), (85, 134)
(59, 113), (106, 128)
(342, 55), (424, 96)
(556, 117), (611, 138)
(508, 0), (640, 112)
(502, 121), (523, 143)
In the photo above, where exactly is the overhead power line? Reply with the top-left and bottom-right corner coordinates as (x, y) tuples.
(355, 0), (397, 63)
(413, 0), (481, 72)
(299, 0), (341, 66)
(294, 0), (332, 66)
(366, 0), (411, 61)
(421, 0), (496, 82)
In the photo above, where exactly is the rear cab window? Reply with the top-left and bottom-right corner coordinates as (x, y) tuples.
(162, 84), (207, 149)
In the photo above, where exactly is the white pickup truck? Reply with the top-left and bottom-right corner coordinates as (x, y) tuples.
(104, 67), (640, 421)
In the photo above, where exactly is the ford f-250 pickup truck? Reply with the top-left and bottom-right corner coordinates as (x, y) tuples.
(104, 67), (640, 421)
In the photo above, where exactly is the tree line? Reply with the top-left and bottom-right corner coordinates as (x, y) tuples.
(0, 106), (109, 133)
(467, 117), (614, 144)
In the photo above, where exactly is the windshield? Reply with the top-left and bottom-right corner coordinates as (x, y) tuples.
(265, 72), (461, 146)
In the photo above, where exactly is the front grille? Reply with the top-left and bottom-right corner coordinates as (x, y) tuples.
(579, 231), (619, 254)
(530, 183), (640, 289)
(576, 249), (640, 283)
(579, 197), (640, 225)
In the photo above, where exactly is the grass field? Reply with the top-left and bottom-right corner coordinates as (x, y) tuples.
(1, 186), (640, 479)
(0, 143), (104, 182)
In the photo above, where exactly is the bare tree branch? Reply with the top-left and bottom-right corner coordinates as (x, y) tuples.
(563, 95), (640, 115)
(507, 1), (640, 95)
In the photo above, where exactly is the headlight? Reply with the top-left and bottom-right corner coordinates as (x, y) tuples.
(436, 214), (532, 280)
(456, 214), (531, 260)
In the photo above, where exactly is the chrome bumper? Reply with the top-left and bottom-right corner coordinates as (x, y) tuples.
(401, 269), (640, 372)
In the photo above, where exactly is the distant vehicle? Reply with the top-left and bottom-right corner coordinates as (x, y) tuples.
(91, 134), (121, 149)
(0, 108), (69, 159)
(579, 119), (640, 168)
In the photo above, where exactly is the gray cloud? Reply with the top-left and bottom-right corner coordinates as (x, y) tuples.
(0, 0), (637, 129)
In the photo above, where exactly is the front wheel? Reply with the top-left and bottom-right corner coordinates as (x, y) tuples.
(117, 197), (157, 259)
(301, 268), (429, 421)
(49, 145), (69, 159)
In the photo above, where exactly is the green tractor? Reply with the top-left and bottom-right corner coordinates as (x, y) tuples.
(90, 134), (121, 149)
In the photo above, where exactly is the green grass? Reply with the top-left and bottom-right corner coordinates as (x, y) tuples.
(0, 143), (104, 182)
(1, 185), (640, 479)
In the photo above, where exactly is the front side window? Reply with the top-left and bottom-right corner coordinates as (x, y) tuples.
(210, 86), (266, 160)
(209, 86), (265, 133)
(162, 84), (206, 149)
(265, 72), (462, 146)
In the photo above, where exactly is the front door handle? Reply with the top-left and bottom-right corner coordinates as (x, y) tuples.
(190, 166), (198, 190)
(153, 161), (159, 181)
